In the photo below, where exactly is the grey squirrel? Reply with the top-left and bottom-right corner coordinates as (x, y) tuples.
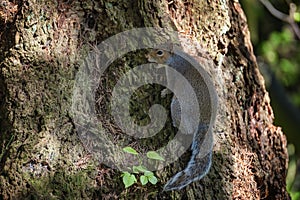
(147, 49), (216, 191)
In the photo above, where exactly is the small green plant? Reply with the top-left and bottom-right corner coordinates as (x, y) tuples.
(121, 147), (164, 188)
(121, 171), (137, 188)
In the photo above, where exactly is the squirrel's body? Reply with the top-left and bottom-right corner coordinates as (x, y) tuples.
(147, 49), (214, 191)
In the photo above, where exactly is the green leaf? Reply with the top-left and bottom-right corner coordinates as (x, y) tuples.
(144, 171), (154, 177)
(146, 151), (165, 161)
(132, 166), (139, 173)
(123, 147), (139, 155)
(133, 165), (148, 173)
(140, 175), (148, 185)
(122, 172), (137, 188)
(294, 12), (300, 22)
(270, 32), (281, 47)
(291, 192), (300, 200)
(148, 175), (158, 185)
(281, 28), (293, 43)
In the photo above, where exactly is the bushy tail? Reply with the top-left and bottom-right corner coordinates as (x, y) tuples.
(164, 125), (212, 191)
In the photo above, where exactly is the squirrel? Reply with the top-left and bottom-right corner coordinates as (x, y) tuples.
(147, 49), (216, 191)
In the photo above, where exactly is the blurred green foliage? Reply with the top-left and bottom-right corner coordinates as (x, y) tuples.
(259, 28), (300, 105)
(244, 0), (300, 105)
(287, 144), (300, 199)
(241, 0), (300, 198)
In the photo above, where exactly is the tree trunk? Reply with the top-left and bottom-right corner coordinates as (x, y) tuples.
(0, 0), (289, 199)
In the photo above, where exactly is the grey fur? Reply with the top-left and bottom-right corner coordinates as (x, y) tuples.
(148, 49), (217, 191)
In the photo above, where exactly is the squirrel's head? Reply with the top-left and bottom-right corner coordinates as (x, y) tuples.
(146, 49), (172, 64)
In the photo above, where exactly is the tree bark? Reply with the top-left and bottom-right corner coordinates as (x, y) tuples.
(0, 0), (289, 199)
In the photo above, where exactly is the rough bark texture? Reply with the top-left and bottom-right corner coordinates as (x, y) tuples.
(0, 0), (289, 199)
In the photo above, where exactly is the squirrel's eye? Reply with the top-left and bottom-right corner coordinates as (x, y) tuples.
(156, 50), (164, 56)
